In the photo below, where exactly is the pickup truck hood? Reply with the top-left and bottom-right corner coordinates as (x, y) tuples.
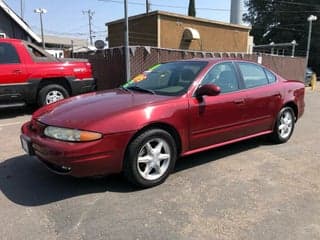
(34, 88), (174, 130)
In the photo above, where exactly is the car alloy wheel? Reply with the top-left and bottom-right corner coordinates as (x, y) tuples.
(124, 128), (177, 188)
(278, 109), (294, 139)
(136, 138), (171, 181)
(271, 106), (295, 144)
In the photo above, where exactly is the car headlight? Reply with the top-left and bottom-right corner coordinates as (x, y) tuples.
(44, 126), (102, 142)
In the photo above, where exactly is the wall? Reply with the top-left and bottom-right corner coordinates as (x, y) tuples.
(0, 9), (32, 42)
(107, 11), (250, 52)
(108, 14), (158, 48)
(159, 15), (249, 52)
(89, 47), (306, 91)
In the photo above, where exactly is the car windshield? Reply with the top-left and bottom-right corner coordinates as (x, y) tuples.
(124, 61), (208, 96)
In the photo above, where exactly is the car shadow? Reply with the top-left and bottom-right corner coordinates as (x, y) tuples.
(0, 105), (36, 119)
(0, 136), (271, 206)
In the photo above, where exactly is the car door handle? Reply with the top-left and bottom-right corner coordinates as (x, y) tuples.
(12, 69), (22, 74)
(272, 93), (281, 98)
(233, 99), (245, 104)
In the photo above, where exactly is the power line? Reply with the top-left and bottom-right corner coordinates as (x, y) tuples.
(98, 0), (231, 12)
(278, 1), (320, 7)
(100, 0), (320, 13)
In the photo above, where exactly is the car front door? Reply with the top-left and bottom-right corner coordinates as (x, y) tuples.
(189, 62), (248, 150)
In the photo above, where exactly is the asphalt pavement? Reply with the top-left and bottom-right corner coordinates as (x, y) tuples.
(0, 90), (319, 240)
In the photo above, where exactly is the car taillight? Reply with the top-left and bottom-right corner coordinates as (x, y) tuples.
(85, 62), (92, 71)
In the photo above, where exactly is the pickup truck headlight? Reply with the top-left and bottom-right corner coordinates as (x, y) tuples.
(44, 126), (102, 142)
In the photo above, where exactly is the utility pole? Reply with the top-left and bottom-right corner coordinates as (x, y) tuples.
(20, 0), (24, 19)
(71, 40), (74, 58)
(124, 0), (130, 82)
(83, 10), (94, 45)
(146, 0), (150, 14)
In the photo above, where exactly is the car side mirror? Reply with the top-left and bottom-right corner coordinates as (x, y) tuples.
(196, 84), (221, 98)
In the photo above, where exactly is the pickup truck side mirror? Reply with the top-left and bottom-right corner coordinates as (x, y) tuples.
(196, 84), (221, 99)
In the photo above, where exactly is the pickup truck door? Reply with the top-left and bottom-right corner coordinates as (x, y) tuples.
(0, 42), (27, 102)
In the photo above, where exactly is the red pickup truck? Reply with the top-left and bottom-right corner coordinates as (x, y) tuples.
(0, 38), (95, 107)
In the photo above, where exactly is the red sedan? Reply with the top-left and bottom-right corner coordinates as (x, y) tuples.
(21, 59), (305, 187)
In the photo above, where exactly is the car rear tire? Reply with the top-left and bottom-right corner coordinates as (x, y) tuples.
(38, 84), (69, 106)
(124, 129), (177, 188)
(270, 107), (295, 144)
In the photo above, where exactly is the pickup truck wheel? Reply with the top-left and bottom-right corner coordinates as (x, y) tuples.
(38, 84), (69, 106)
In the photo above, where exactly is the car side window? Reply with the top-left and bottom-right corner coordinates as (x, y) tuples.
(264, 68), (277, 83)
(238, 63), (269, 88)
(0, 42), (20, 64)
(202, 62), (239, 93)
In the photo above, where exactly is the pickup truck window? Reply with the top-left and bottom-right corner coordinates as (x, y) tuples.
(25, 43), (58, 62)
(0, 42), (20, 64)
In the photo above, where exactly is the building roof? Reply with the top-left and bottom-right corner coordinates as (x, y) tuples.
(73, 45), (97, 53)
(44, 35), (88, 47)
(106, 10), (251, 31)
(0, 0), (41, 42)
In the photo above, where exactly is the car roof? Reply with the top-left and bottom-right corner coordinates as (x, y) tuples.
(171, 58), (257, 65)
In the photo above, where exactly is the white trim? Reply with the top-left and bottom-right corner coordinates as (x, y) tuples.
(183, 27), (200, 40)
(0, 1), (41, 43)
(157, 14), (160, 48)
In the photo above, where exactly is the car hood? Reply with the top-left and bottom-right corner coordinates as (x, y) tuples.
(34, 88), (175, 130)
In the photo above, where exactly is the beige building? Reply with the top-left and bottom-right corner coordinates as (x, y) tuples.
(107, 11), (251, 53)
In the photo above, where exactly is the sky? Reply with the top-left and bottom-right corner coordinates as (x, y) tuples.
(4, 0), (241, 43)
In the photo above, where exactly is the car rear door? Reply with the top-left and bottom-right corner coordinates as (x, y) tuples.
(189, 61), (248, 150)
(236, 62), (282, 136)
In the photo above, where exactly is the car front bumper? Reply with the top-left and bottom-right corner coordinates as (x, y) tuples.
(21, 121), (134, 177)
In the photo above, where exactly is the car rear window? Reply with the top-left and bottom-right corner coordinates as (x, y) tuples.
(264, 68), (277, 83)
(238, 62), (269, 88)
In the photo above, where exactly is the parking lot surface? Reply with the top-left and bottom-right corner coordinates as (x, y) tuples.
(0, 90), (319, 240)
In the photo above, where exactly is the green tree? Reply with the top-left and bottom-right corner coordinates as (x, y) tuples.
(188, 0), (196, 17)
(243, 0), (320, 74)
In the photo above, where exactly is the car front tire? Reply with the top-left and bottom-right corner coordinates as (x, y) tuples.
(124, 129), (177, 188)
